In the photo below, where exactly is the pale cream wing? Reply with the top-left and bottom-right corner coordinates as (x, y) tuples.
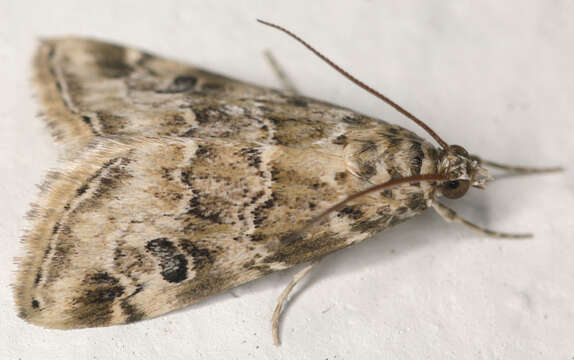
(15, 136), (432, 329)
(34, 38), (391, 150)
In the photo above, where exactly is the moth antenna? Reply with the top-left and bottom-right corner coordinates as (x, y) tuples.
(257, 19), (449, 149)
(285, 174), (448, 241)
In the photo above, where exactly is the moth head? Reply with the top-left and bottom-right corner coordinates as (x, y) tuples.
(438, 145), (491, 199)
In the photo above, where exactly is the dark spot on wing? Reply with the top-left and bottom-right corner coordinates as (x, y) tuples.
(181, 128), (197, 137)
(203, 82), (224, 90)
(342, 115), (368, 126)
(338, 206), (364, 220)
(266, 231), (344, 265)
(186, 194), (223, 224)
(76, 184), (88, 196)
(249, 233), (267, 242)
(252, 194), (276, 228)
(358, 162), (377, 180)
(286, 97), (308, 107)
(239, 147), (262, 168)
(191, 105), (231, 124)
(34, 272), (42, 286)
(195, 144), (211, 158)
(409, 142), (424, 176)
(332, 134), (348, 145)
(89, 42), (133, 78)
(334, 171), (348, 184)
(146, 238), (189, 283)
(406, 192), (425, 211)
(51, 222), (60, 235)
(157, 75), (198, 93)
(81, 116), (92, 125)
(279, 232), (302, 246)
(120, 300), (145, 323)
(70, 271), (125, 327)
(96, 111), (129, 134)
(270, 166), (280, 181)
(81, 115), (100, 136)
(179, 239), (214, 269)
(243, 259), (256, 269)
(351, 214), (401, 234)
(388, 136), (403, 147)
(359, 141), (378, 154)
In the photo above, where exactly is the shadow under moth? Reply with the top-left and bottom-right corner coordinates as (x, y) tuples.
(14, 20), (561, 345)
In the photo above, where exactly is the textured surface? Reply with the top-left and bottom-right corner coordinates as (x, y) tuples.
(1, 1), (573, 359)
(18, 38), (446, 330)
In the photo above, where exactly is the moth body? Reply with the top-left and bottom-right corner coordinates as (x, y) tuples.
(17, 38), (489, 329)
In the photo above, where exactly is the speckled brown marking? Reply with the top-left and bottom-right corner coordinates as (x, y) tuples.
(179, 239), (214, 269)
(286, 97), (308, 107)
(191, 105), (232, 125)
(239, 147), (263, 168)
(252, 194), (276, 228)
(351, 215), (402, 235)
(16, 38), (486, 331)
(185, 193), (225, 224)
(113, 246), (153, 281)
(195, 144), (212, 158)
(120, 299), (145, 323)
(357, 161), (377, 180)
(86, 41), (133, 78)
(145, 238), (189, 283)
(264, 231), (347, 265)
(338, 206), (364, 220)
(71, 272), (125, 327)
(332, 134), (348, 145)
(406, 192), (425, 211)
(156, 75), (198, 93)
(96, 111), (129, 135)
(334, 171), (348, 184)
(270, 115), (328, 146)
(359, 141), (378, 154)
(342, 115), (369, 126)
(409, 142), (424, 176)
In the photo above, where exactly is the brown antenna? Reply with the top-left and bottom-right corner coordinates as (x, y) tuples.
(257, 19), (449, 149)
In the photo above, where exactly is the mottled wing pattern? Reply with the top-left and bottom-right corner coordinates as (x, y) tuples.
(17, 38), (441, 328)
(16, 137), (434, 328)
(34, 37), (400, 151)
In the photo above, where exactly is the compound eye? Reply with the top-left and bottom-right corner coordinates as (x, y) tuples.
(441, 179), (470, 199)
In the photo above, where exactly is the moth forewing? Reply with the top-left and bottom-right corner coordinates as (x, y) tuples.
(16, 129), (439, 329)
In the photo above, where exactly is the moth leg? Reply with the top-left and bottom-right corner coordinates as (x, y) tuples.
(432, 201), (532, 239)
(272, 259), (321, 346)
(472, 156), (563, 175)
(264, 50), (299, 94)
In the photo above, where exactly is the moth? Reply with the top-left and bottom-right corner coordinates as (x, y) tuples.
(15, 20), (560, 344)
